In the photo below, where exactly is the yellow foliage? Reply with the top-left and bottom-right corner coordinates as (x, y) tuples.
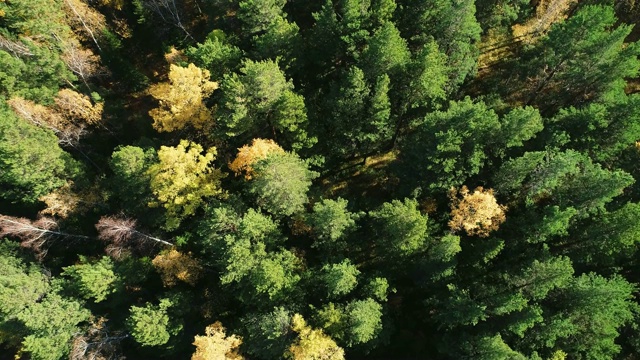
(192, 322), (244, 360)
(549, 350), (567, 360)
(55, 89), (103, 125)
(229, 139), (285, 179)
(149, 63), (218, 132)
(152, 249), (203, 287)
(38, 181), (100, 219)
(448, 186), (507, 238)
(147, 140), (225, 230)
(287, 314), (345, 360)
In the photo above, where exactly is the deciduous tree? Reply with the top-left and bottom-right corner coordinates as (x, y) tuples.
(448, 186), (506, 238)
(149, 63), (217, 132)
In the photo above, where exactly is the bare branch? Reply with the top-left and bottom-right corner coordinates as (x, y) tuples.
(96, 216), (173, 259)
(0, 214), (89, 258)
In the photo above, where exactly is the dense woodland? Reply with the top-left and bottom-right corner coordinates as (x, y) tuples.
(2, 0), (640, 359)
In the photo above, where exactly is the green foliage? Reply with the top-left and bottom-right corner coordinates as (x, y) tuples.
(307, 198), (360, 252)
(321, 259), (360, 299)
(0, 105), (79, 204)
(18, 292), (91, 360)
(526, 5), (640, 108)
(249, 152), (317, 217)
(369, 198), (428, 259)
(127, 298), (182, 347)
(238, 0), (287, 34)
(400, 98), (500, 190)
(218, 59), (315, 150)
(242, 307), (293, 359)
(360, 21), (410, 78)
(186, 36), (243, 80)
(62, 256), (119, 303)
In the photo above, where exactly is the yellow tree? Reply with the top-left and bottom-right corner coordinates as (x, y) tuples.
(192, 322), (244, 360)
(147, 140), (225, 230)
(149, 63), (218, 132)
(448, 186), (507, 237)
(286, 314), (345, 360)
(229, 138), (285, 179)
(152, 249), (203, 287)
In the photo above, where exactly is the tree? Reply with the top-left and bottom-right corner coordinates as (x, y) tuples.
(248, 152), (317, 217)
(187, 33), (243, 80)
(238, 0), (287, 34)
(147, 140), (225, 230)
(321, 259), (360, 299)
(127, 298), (181, 347)
(448, 186), (506, 237)
(343, 298), (383, 346)
(0, 215), (88, 258)
(524, 5), (640, 109)
(253, 16), (301, 69)
(286, 314), (345, 360)
(152, 249), (203, 287)
(307, 198), (360, 252)
(192, 322), (244, 360)
(17, 292), (91, 360)
(218, 59), (314, 150)
(399, 98), (501, 191)
(62, 256), (120, 302)
(549, 93), (640, 162)
(0, 105), (80, 203)
(241, 307), (293, 359)
(369, 198), (428, 259)
(229, 138), (285, 179)
(109, 145), (156, 214)
(396, 0), (481, 88)
(95, 216), (173, 259)
(149, 63), (218, 132)
(359, 21), (410, 79)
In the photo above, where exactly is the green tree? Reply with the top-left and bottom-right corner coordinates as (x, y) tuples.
(321, 259), (360, 299)
(249, 152), (317, 217)
(369, 198), (428, 259)
(0, 105), (79, 204)
(238, 0), (287, 34)
(307, 198), (360, 253)
(17, 292), (91, 360)
(218, 60), (314, 150)
(241, 307), (293, 359)
(525, 5), (640, 109)
(400, 98), (500, 190)
(186, 33), (243, 80)
(127, 298), (182, 347)
(396, 0), (481, 88)
(359, 21), (410, 78)
(62, 256), (120, 303)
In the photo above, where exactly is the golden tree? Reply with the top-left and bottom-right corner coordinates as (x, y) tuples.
(38, 181), (101, 219)
(448, 186), (507, 237)
(192, 322), (244, 360)
(147, 140), (225, 230)
(152, 249), (203, 287)
(286, 314), (345, 360)
(149, 63), (218, 132)
(229, 138), (285, 179)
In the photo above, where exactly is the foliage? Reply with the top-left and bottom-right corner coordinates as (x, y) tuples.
(127, 298), (181, 347)
(448, 186), (506, 237)
(248, 152), (317, 217)
(229, 138), (285, 179)
(147, 140), (225, 230)
(149, 63), (218, 132)
(62, 256), (119, 303)
(192, 321), (244, 360)
(286, 314), (345, 360)
(152, 249), (203, 287)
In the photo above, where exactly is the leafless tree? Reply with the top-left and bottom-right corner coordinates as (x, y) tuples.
(63, 0), (106, 51)
(70, 317), (128, 360)
(0, 34), (34, 57)
(0, 215), (89, 258)
(142, 0), (194, 41)
(96, 216), (173, 258)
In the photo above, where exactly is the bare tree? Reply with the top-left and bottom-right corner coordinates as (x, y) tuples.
(0, 34), (34, 57)
(142, 0), (194, 41)
(62, 0), (106, 51)
(70, 317), (128, 360)
(96, 216), (173, 258)
(0, 215), (88, 258)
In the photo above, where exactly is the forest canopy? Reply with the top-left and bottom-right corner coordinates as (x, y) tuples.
(2, 0), (640, 359)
